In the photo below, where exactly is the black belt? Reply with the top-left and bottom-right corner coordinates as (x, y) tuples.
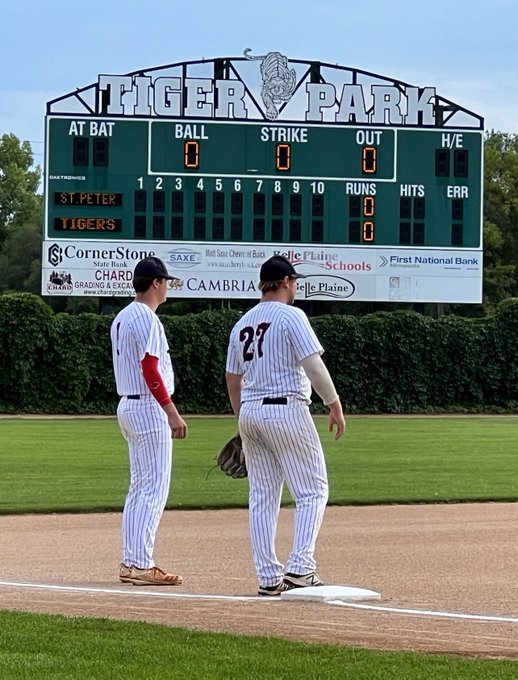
(125, 394), (173, 400)
(262, 397), (288, 405)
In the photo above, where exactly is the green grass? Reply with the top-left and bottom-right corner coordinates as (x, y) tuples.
(1, 416), (518, 513)
(1, 417), (517, 675)
(0, 610), (516, 679)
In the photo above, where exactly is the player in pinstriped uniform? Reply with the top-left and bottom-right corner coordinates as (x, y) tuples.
(226, 255), (345, 596)
(111, 256), (187, 586)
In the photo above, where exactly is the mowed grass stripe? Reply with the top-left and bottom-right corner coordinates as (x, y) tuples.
(1, 416), (518, 513)
(0, 610), (516, 680)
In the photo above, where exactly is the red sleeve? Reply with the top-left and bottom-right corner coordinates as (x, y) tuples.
(141, 353), (172, 406)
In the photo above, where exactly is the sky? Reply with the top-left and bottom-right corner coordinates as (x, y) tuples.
(1, 0), (516, 168)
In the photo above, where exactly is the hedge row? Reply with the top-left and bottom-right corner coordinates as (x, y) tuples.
(1, 293), (518, 414)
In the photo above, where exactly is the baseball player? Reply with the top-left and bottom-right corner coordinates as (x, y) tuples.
(110, 256), (187, 586)
(225, 254), (345, 596)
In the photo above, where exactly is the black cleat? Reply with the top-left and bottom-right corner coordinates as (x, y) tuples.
(258, 581), (290, 596)
(283, 572), (324, 589)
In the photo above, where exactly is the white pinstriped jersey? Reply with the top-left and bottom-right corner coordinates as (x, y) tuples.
(111, 301), (175, 396)
(226, 301), (323, 403)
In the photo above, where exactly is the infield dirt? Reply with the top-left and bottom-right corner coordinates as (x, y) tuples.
(1, 503), (517, 659)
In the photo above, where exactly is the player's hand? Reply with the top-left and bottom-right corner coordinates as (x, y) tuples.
(167, 412), (188, 439)
(328, 402), (346, 440)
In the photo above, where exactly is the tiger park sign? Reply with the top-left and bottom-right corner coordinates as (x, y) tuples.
(96, 49), (436, 125)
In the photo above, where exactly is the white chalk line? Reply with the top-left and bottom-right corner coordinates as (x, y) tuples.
(1, 580), (517, 624)
(328, 600), (518, 624)
(0, 580), (265, 602)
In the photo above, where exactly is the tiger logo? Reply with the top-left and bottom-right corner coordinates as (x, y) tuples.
(244, 49), (296, 120)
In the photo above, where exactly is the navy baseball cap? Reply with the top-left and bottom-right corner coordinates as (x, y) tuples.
(260, 255), (307, 282)
(133, 256), (180, 281)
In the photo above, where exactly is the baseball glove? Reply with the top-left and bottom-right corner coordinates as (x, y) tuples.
(217, 434), (247, 479)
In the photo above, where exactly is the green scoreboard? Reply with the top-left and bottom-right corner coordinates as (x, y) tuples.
(47, 118), (481, 248)
(43, 53), (484, 302)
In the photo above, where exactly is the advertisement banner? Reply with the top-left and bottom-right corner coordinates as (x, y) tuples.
(42, 240), (482, 303)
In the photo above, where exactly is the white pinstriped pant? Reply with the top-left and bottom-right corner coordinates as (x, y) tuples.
(117, 396), (172, 568)
(239, 399), (329, 587)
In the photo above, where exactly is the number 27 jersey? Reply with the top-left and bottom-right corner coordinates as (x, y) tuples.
(226, 301), (323, 403)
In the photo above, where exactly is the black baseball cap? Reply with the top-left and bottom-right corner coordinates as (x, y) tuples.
(133, 256), (179, 281)
(260, 255), (307, 282)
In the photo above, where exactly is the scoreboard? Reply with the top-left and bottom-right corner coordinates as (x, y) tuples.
(43, 53), (484, 302)
(47, 118), (482, 249)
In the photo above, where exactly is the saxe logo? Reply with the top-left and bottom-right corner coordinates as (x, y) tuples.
(166, 248), (202, 268)
(48, 243), (63, 267)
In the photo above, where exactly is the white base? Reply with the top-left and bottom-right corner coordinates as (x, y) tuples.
(280, 585), (381, 603)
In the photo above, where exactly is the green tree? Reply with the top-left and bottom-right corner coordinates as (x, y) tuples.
(0, 219), (42, 294)
(0, 134), (41, 246)
(483, 131), (518, 309)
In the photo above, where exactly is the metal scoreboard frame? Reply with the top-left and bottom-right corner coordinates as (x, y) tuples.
(42, 51), (484, 302)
